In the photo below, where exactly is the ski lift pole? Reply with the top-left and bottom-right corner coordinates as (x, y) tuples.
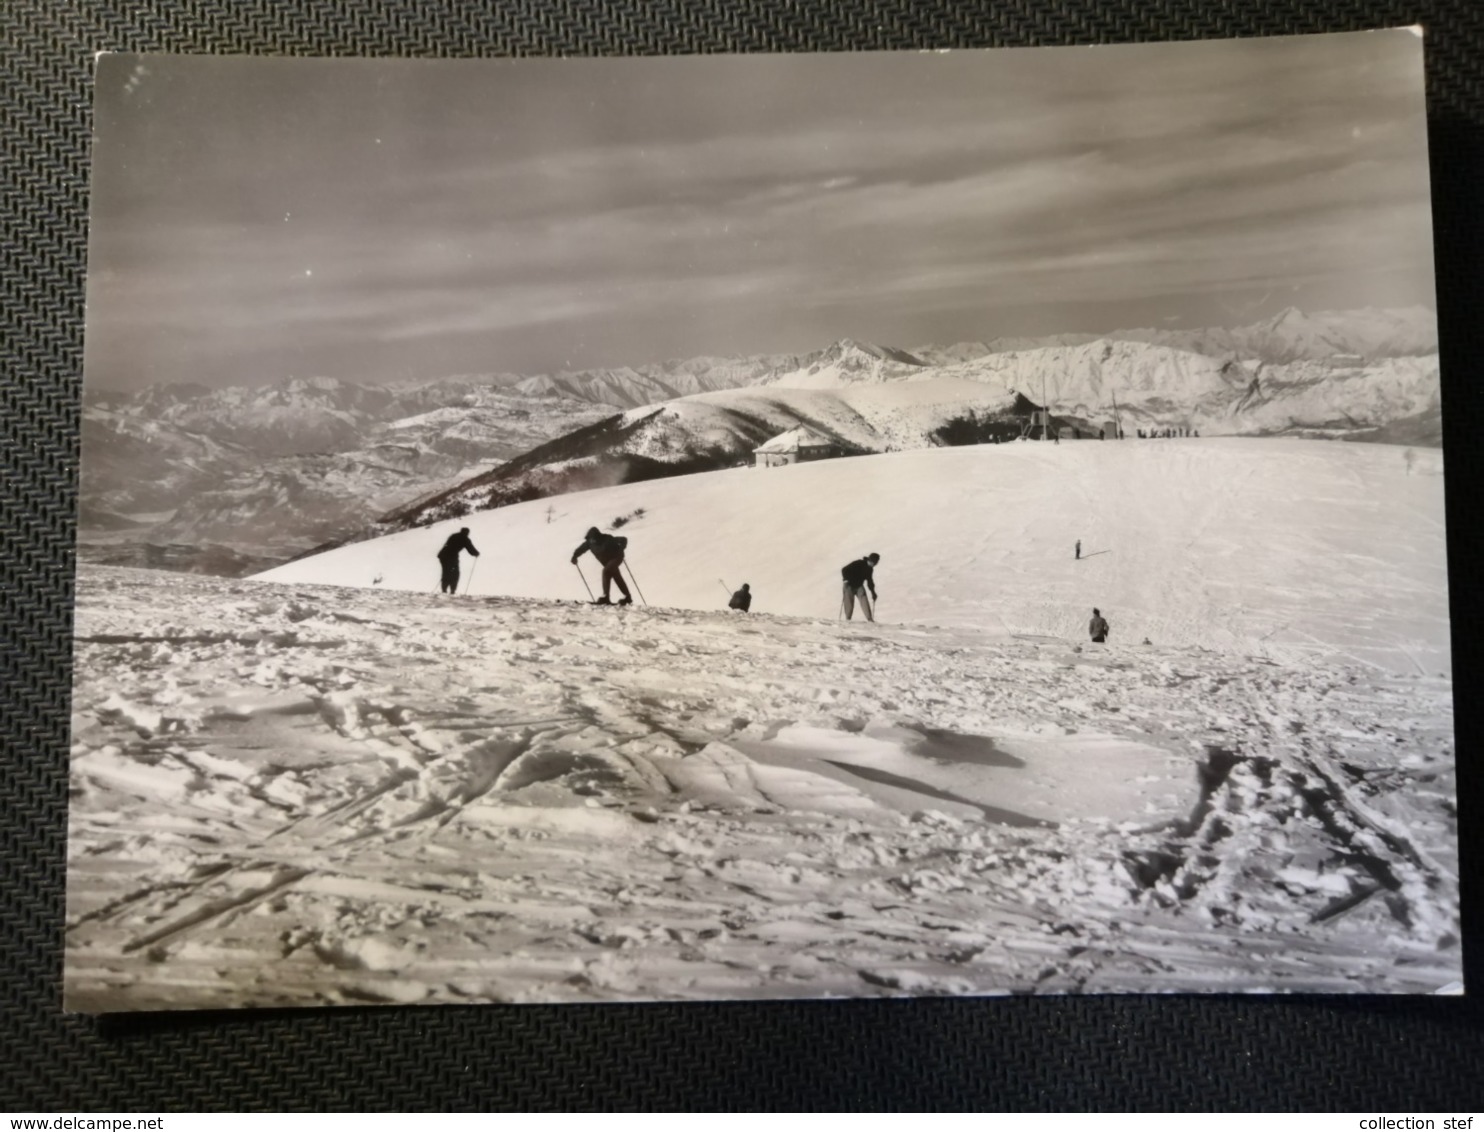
(463, 557), (479, 596)
(623, 560), (648, 606)
(573, 561), (594, 601)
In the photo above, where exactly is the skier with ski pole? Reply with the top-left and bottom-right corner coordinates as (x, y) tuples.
(436, 527), (480, 595)
(727, 583), (752, 612)
(570, 526), (632, 605)
(573, 561), (595, 601)
(623, 560), (647, 606)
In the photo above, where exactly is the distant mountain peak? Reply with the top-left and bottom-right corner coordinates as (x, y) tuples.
(816, 338), (928, 369)
(822, 337), (878, 361)
(280, 375), (345, 393)
(1265, 306), (1308, 328)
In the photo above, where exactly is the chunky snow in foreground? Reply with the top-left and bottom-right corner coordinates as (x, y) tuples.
(65, 572), (1457, 1009)
(64, 438), (1457, 1010)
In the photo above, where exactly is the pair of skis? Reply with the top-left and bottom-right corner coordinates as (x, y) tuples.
(573, 560), (648, 606)
(438, 558), (648, 606)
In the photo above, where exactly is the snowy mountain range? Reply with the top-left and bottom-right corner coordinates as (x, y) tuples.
(80, 306), (1440, 575)
(77, 340), (863, 559)
(908, 305), (1438, 367)
(79, 379), (614, 573)
(390, 316), (1440, 534)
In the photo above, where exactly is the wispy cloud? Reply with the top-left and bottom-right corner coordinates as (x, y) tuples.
(85, 34), (1434, 387)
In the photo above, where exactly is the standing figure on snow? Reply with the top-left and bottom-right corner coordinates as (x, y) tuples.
(1089, 607), (1110, 643)
(437, 527), (480, 594)
(840, 553), (880, 622)
(1075, 539), (1081, 560)
(728, 583), (752, 612)
(571, 526), (632, 605)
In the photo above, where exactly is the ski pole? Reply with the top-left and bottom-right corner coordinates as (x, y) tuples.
(574, 561), (594, 601)
(718, 578), (731, 596)
(463, 557), (479, 596)
(623, 561), (648, 606)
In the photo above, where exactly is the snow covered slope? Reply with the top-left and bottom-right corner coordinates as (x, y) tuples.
(66, 544), (1458, 1008)
(259, 438), (1450, 676)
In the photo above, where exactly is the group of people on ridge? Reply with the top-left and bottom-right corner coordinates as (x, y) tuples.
(437, 525), (1107, 640)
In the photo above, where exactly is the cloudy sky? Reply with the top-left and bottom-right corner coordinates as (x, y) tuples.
(85, 31), (1435, 390)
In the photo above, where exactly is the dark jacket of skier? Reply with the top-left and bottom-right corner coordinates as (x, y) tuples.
(840, 553), (880, 622)
(1089, 608), (1110, 643)
(437, 527), (480, 594)
(571, 527), (631, 604)
(729, 584), (752, 612)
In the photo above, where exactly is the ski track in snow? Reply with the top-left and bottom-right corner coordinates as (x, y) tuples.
(66, 558), (1458, 1010)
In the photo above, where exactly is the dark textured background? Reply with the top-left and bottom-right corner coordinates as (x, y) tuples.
(3, 0), (1481, 1112)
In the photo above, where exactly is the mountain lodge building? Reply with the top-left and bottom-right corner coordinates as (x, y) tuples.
(753, 427), (844, 468)
(1020, 408), (1053, 441)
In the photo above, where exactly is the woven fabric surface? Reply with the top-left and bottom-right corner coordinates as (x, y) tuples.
(4, 0), (1483, 1111)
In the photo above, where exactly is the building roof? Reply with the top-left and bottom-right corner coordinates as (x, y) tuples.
(754, 427), (836, 455)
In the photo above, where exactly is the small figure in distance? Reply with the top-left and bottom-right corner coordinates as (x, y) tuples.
(840, 553), (880, 622)
(437, 526), (479, 594)
(1089, 607), (1110, 643)
(571, 526), (632, 605)
(728, 583), (752, 612)
(1075, 539), (1081, 560)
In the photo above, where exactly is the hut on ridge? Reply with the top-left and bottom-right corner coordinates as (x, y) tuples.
(753, 426), (844, 468)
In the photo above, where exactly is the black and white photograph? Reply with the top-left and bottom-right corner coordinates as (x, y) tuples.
(65, 33), (1457, 1013)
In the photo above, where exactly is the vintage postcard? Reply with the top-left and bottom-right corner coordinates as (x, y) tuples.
(67, 33), (1456, 1011)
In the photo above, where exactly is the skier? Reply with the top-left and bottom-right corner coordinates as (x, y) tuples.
(840, 553), (880, 622)
(437, 527), (480, 594)
(1075, 539), (1081, 560)
(728, 583), (752, 612)
(571, 526), (632, 605)
(1089, 607), (1110, 643)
